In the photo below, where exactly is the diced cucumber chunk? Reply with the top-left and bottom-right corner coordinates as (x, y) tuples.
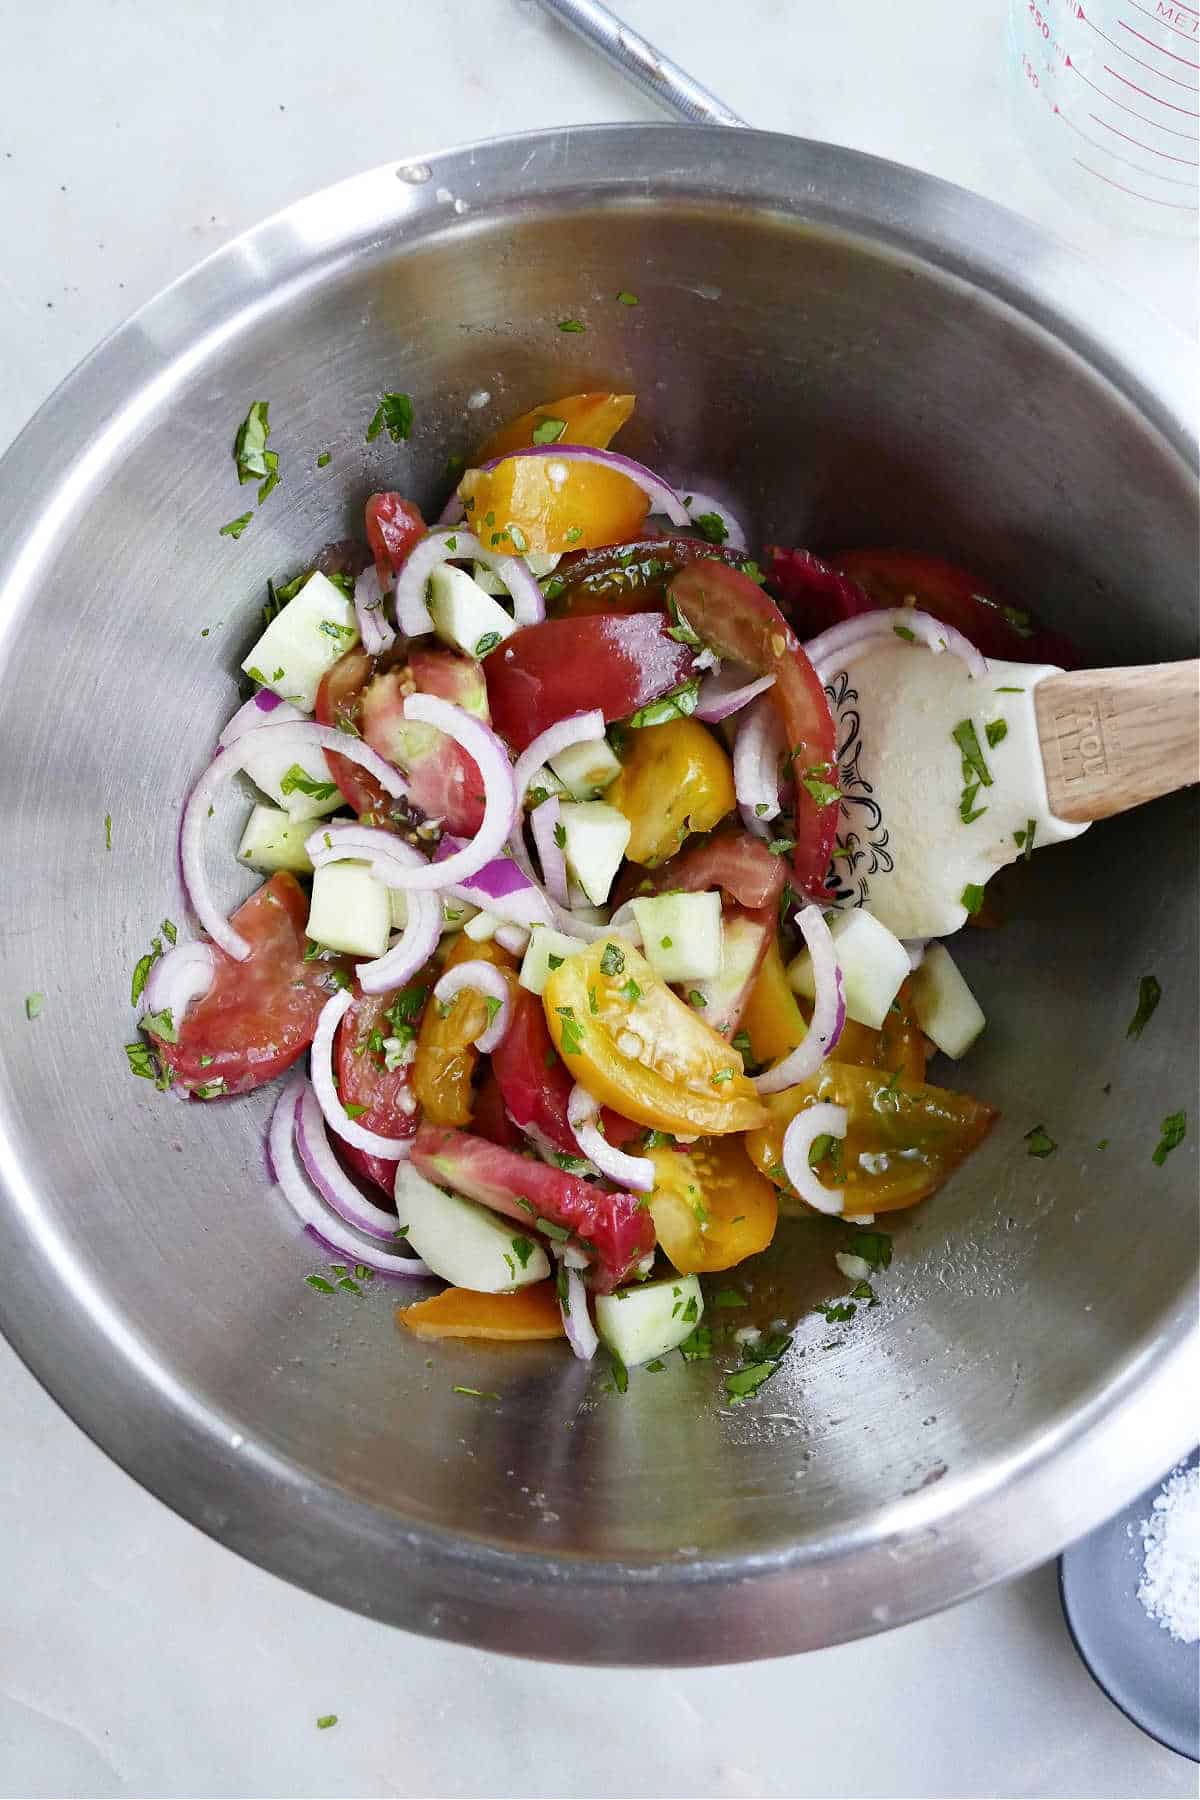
(911, 944), (986, 1058)
(689, 910), (769, 1036)
(237, 803), (314, 873)
(548, 737), (622, 799)
(463, 910), (500, 942)
(307, 862), (392, 958)
(473, 553), (560, 596)
(240, 570), (358, 712)
(789, 907), (909, 1031)
(523, 764), (566, 806)
(558, 800), (631, 906)
(595, 1274), (705, 1367)
(390, 891), (477, 935)
(395, 1167), (550, 1293)
(426, 564), (516, 659)
(519, 925), (590, 996)
(239, 733), (343, 822)
(630, 891), (723, 984)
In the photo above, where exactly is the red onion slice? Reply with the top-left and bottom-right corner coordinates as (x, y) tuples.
(354, 564), (395, 657)
(358, 889), (442, 996)
(182, 725), (403, 961)
(392, 527), (543, 636)
(306, 822), (429, 887)
(806, 608), (987, 683)
(733, 696), (784, 826)
(755, 905), (846, 1095)
(529, 796), (570, 907)
(511, 710), (607, 808)
(143, 941), (216, 1023)
(436, 841), (556, 930)
(780, 1101), (848, 1216)
(400, 696), (518, 885)
(558, 1257), (598, 1361)
(432, 960), (512, 1054)
(311, 988), (414, 1159)
(218, 691), (303, 749)
(295, 1082), (408, 1241)
(468, 446), (691, 528)
(695, 668), (776, 723)
(269, 1076), (430, 1276)
(567, 1084), (655, 1193)
(678, 486), (749, 553)
(506, 832), (614, 944)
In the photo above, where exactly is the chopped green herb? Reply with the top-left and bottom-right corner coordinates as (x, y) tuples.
(692, 510), (728, 546)
(557, 318), (585, 333)
(626, 678), (701, 730)
(124, 1041), (160, 1081)
(599, 942), (625, 977)
(985, 717), (1008, 749)
(342, 1102), (367, 1120)
(198, 1054), (215, 1068)
(139, 1006), (176, 1043)
(665, 596), (703, 648)
(473, 629), (502, 659)
(280, 763), (337, 801)
(731, 1029), (753, 1058)
(256, 453), (280, 506)
(531, 416), (567, 445)
(994, 685), (1025, 693)
(305, 1275), (336, 1294)
(484, 994), (504, 1029)
(1097, 1138), (1109, 1150)
(960, 784), (987, 824)
(219, 512), (253, 540)
(1025, 1124), (1057, 1159)
(160, 918), (177, 946)
(952, 719), (992, 788)
(316, 450), (332, 468)
(553, 821), (567, 849)
(848, 1279), (879, 1307)
(802, 770), (842, 808)
(847, 1229), (892, 1269)
(678, 1326), (713, 1362)
(645, 1357), (666, 1371)
(1001, 605), (1034, 638)
(193, 1079), (226, 1100)
(688, 989), (707, 1008)
(712, 1068), (734, 1085)
(587, 984), (600, 1016)
(893, 624), (916, 643)
(1152, 1111), (1186, 1167)
(233, 401), (271, 483)
(609, 1352), (629, 1393)
(615, 290), (639, 306)
(619, 977), (643, 1004)
(553, 1153), (590, 1174)
(1012, 817), (1037, 861)
(316, 1715), (338, 1730)
(713, 1288), (746, 1309)
(510, 1236), (535, 1269)
(24, 993), (43, 1021)
(317, 619), (356, 646)
(365, 392), (414, 444)
(642, 1128), (674, 1150)
(104, 813), (112, 851)
(1126, 974), (1162, 1040)
(546, 953), (565, 972)
(445, 452), (465, 483)
(453, 1385), (501, 1399)
(130, 939), (163, 1006)
(767, 837), (797, 857)
(679, 1294), (699, 1324)
(960, 883), (985, 915)
(556, 1007), (585, 1057)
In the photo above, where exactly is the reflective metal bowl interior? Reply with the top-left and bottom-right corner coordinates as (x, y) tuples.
(0, 127), (1195, 1665)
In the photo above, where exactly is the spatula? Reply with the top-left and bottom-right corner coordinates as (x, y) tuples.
(817, 638), (1199, 940)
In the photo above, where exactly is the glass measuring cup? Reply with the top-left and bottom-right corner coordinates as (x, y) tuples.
(1009, 0), (1199, 235)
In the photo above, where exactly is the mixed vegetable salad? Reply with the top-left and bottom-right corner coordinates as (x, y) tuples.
(127, 387), (1071, 1387)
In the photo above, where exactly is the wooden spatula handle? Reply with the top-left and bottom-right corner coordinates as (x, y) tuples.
(1035, 660), (1200, 823)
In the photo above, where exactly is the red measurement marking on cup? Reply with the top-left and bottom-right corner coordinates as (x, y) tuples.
(1082, 14), (1200, 83)
(1087, 107), (1200, 159)
(1102, 62), (1199, 108)
(1056, 102), (1200, 173)
(1120, 18), (1200, 65)
(1073, 155), (1200, 198)
(1125, 0), (1200, 42)
(1068, 56), (1200, 131)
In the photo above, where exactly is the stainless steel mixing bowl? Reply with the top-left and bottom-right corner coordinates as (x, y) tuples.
(0, 126), (1195, 1665)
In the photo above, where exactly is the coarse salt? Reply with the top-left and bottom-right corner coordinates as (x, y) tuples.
(1137, 1461), (1199, 1645)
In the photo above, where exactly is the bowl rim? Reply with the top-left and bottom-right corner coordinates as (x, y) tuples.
(0, 122), (1196, 1664)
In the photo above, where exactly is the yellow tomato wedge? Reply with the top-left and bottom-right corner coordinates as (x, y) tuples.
(396, 1281), (565, 1341)
(478, 392), (636, 462)
(647, 1137), (778, 1274)
(410, 935), (516, 1128)
(542, 937), (767, 1137)
(607, 718), (735, 866)
(832, 977), (928, 1084)
(740, 937), (808, 1066)
(459, 455), (650, 555)
(745, 1061), (997, 1216)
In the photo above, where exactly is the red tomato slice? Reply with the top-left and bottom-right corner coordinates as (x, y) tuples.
(365, 492), (426, 586)
(666, 563), (839, 899)
(314, 648), (383, 815)
(470, 1070), (524, 1152)
(614, 827), (787, 914)
(489, 988), (639, 1157)
(361, 650), (489, 835)
(484, 614), (696, 753)
(551, 537), (750, 618)
(410, 1123), (655, 1290)
(152, 874), (347, 1096)
(764, 546), (879, 638)
(333, 991), (419, 1194)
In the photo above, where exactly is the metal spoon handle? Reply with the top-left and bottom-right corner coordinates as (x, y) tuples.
(534, 0), (747, 128)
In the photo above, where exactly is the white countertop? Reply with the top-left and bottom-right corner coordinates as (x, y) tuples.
(0, 2), (1195, 1794)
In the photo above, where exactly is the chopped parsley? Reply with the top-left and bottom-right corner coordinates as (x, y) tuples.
(713, 1288), (747, 1309)
(139, 1006), (176, 1043)
(510, 1236), (535, 1269)
(1013, 818), (1036, 859)
(556, 1008), (585, 1057)
(615, 290), (638, 305)
(553, 821), (567, 849)
(318, 619), (357, 646)
(193, 1079), (226, 1100)
(531, 416), (567, 445)
(952, 719), (992, 789)
(305, 1275), (336, 1294)
(985, 717), (1008, 749)
(1126, 974), (1161, 1040)
(688, 989), (707, 1008)
(619, 980), (643, 1006)
(24, 993), (43, 1021)
(801, 769), (842, 808)
(678, 1326), (713, 1362)
(960, 785), (987, 824)
(600, 942), (625, 977)
(280, 763), (337, 801)
(219, 512), (253, 540)
(767, 836), (797, 857)
(233, 401), (272, 484)
(711, 1068), (734, 1085)
(609, 1352), (629, 1393)
(814, 1300), (856, 1323)
(846, 1229), (892, 1269)
(642, 1129), (674, 1149)
(316, 451), (332, 468)
(960, 883), (985, 915)
(731, 1029), (753, 1058)
(316, 1715), (338, 1730)
(256, 454), (280, 506)
(131, 937), (163, 1005)
(692, 510), (728, 545)
(473, 630), (502, 658)
(553, 1153), (589, 1174)
(894, 624), (916, 643)
(626, 678), (701, 729)
(1024, 1124), (1057, 1158)
(665, 595), (703, 648)
(453, 1385), (501, 1400)
(1152, 1111), (1186, 1167)
(557, 318), (585, 333)
(546, 954), (564, 972)
(161, 918), (177, 946)
(365, 392), (414, 444)
(104, 813), (112, 851)
(726, 1333), (792, 1402)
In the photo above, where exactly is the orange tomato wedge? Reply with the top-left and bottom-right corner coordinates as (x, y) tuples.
(410, 935), (516, 1128)
(459, 455), (650, 556)
(740, 938), (808, 1066)
(478, 392), (635, 461)
(396, 1280), (565, 1341)
(647, 1136), (778, 1274)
